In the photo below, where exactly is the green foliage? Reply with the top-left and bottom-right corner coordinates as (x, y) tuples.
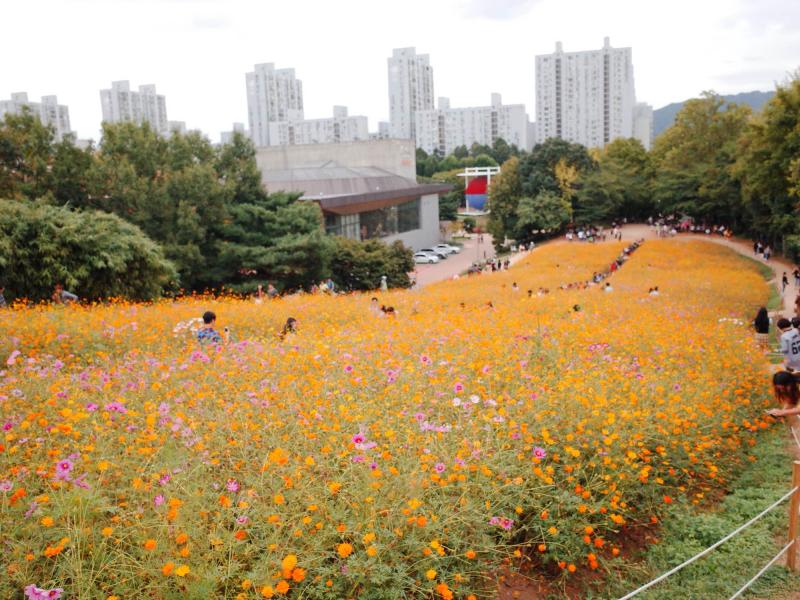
(415, 140), (516, 177)
(519, 137), (595, 200)
(329, 237), (414, 291)
(735, 74), (800, 255)
(652, 92), (751, 224)
(462, 216), (477, 233)
(514, 191), (572, 242)
(487, 156), (522, 247)
(574, 138), (653, 224)
(0, 109), (56, 200)
(0, 199), (176, 301)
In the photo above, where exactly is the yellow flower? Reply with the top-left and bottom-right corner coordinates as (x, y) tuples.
(101, 527), (113, 537)
(425, 569), (437, 580)
(40, 516), (54, 527)
(174, 564), (190, 577)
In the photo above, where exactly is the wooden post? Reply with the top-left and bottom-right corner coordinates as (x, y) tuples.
(788, 461), (800, 571)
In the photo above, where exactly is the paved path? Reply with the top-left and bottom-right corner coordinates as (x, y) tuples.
(413, 234), (497, 287)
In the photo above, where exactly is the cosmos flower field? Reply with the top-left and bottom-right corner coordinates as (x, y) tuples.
(0, 240), (775, 599)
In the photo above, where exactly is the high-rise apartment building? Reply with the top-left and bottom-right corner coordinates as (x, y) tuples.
(632, 102), (654, 150)
(267, 106), (368, 146)
(415, 94), (530, 156)
(100, 81), (168, 134)
(246, 63), (304, 147)
(388, 47), (434, 140)
(535, 37), (636, 149)
(0, 92), (72, 141)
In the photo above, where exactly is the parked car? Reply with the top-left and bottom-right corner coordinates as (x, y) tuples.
(419, 248), (448, 260)
(434, 243), (461, 255)
(414, 252), (439, 264)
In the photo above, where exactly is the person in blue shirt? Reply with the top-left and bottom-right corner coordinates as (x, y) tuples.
(197, 311), (224, 344)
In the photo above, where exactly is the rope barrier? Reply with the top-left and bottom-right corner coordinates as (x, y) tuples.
(727, 539), (795, 600)
(618, 486), (799, 600)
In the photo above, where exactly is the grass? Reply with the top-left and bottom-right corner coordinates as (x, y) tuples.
(597, 427), (800, 600)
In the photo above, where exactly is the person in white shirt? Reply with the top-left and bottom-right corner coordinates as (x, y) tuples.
(604, 283), (613, 292)
(778, 318), (800, 371)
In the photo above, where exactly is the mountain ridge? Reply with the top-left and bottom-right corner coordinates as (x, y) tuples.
(653, 90), (775, 136)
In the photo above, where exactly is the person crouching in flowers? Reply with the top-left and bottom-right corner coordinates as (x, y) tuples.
(279, 317), (298, 340)
(197, 310), (225, 345)
(766, 371), (800, 419)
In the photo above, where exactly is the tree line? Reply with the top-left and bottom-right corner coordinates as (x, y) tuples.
(0, 114), (413, 302)
(451, 76), (799, 254)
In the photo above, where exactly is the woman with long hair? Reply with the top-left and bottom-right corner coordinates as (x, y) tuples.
(766, 371), (800, 418)
(754, 306), (770, 349)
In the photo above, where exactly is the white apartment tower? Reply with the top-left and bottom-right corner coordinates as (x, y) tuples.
(388, 47), (435, 140)
(535, 38), (637, 149)
(415, 94), (531, 156)
(100, 81), (168, 135)
(266, 106), (368, 146)
(246, 63), (304, 147)
(0, 93), (73, 141)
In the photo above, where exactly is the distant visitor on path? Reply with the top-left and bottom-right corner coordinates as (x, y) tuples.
(783, 272), (789, 293)
(0, 285), (6, 308)
(380, 276), (388, 292)
(52, 283), (78, 305)
(197, 311), (224, 345)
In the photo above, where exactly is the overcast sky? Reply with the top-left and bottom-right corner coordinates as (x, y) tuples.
(3, 0), (798, 141)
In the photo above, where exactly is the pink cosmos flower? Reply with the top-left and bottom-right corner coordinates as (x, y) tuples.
(344, 364), (354, 373)
(54, 459), (73, 480)
(351, 433), (365, 445)
(105, 401), (127, 413)
(453, 382), (464, 393)
(6, 350), (21, 366)
(226, 479), (240, 492)
(153, 494), (165, 507)
(0, 480), (12, 492)
(533, 446), (547, 460)
(85, 402), (98, 411)
(434, 462), (446, 474)
(24, 584), (64, 600)
(420, 354), (431, 365)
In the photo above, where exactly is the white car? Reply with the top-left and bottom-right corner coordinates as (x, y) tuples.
(434, 243), (461, 255)
(414, 252), (439, 264)
(419, 248), (449, 260)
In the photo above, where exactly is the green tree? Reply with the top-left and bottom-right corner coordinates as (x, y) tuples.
(453, 145), (469, 159)
(487, 156), (522, 247)
(574, 138), (654, 223)
(519, 138), (595, 200)
(0, 109), (55, 200)
(0, 199), (176, 301)
(329, 238), (414, 291)
(473, 153), (498, 168)
(652, 93), (751, 225)
(734, 75), (800, 254)
(514, 191), (572, 242)
(491, 137), (512, 164)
